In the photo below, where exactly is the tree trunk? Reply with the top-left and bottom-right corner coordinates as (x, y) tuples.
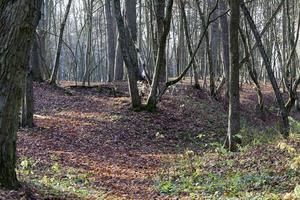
(21, 72), (34, 128)
(30, 35), (44, 82)
(146, 0), (174, 111)
(83, 0), (94, 86)
(0, 0), (41, 188)
(196, 0), (216, 97)
(241, 1), (289, 137)
(125, 0), (144, 81)
(113, 0), (141, 109)
(208, 0), (218, 96)
(180, 1), (200, 89)
(105, 0), (116, 82)
(49, 0), (73, 85)
(226, 0), (241, 151)
(219, 0), (230, 97)
(114, 38), (124, 80)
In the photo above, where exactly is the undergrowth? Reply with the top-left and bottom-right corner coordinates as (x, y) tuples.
(17, 156), (105, 200)
(156, 117), (300, 199)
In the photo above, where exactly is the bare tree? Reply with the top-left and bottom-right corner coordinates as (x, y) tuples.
(49, 0), (73, 85)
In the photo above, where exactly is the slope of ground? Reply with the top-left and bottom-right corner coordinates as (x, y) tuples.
(0, 81), (299, 199)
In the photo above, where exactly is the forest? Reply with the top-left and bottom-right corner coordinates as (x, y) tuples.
(1, 0), (300, 199)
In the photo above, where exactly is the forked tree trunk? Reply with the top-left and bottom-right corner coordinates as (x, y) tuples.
(0, 0), (41, 188)
(146, 0), (174, 111)
(113, 0), (141, 109)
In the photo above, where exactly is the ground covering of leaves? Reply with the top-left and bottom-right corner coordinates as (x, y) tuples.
(0, 81), (300, 199)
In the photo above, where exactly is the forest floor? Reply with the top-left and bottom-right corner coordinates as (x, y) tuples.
(1, 81), (300, 199)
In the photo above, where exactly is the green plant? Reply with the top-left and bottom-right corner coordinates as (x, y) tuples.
(210, 142), (230, 156)
(17, 157), (105, 199)
(289, 117), (300, 134)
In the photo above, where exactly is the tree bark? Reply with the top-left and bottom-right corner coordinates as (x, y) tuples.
(30, 35), (44, 82)
(105, 0), (116, 82)
(114, 37), (124, 80)
(82, 0), (94, 86)
(226, 0), (241, 151)
(113, 0), (141, 109)
(0, 0), (41, 188)
(21, 71), (34, 128)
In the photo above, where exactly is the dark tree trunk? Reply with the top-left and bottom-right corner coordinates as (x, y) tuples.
(0, 0), (41, 188)
(114, 38), (124, 80)
(208, 0), (218, 95)
(30, 35), (44, 82)
(239, 25), (265, 120)
(125, 0), (144, 81)
(21, 72), (34, 128)
(105, 0), (116, 82)
(113, 0), (141, 109)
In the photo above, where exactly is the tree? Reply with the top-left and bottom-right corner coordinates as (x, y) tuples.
(180, 1), (200, 89)
(0, 0), (41, 188)
(146, 0), (174, 111)
(49, 0), (73, 85)
(105, 0), (116, 82)
(195, 0), (216, 98)
(218, 0), (230, 97)
(82, 0), (95, 86)
(226, 0), (240, 151)
(241, 1), (290, 137)
(113, 0), (142, 109)
(30, 35), (44, 82)
(21, 71), (34, 128)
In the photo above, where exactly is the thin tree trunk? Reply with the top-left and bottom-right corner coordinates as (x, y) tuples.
(49, 0), (73, 85)
(180, 1), (200, 89)
(241, 1), (290, 137)
(219, 0), (230, 97)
